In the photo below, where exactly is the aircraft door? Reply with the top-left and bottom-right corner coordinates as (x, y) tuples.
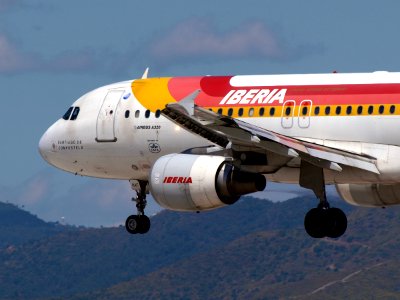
(96, 89), (124, 142)
(298, 100), (312, 128)
(281, 100), (296, 128)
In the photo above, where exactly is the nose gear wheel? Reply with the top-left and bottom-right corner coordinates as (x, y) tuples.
(125, 180), (151, 234)
(125, 215), (151, 234)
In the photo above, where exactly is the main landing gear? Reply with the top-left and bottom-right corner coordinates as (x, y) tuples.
(304, 196), (347, 238)
(300, 161), (347, 238)
(125, 180), (151, 234)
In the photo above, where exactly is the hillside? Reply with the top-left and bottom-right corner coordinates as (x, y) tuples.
(0, 196), (318, 299)
(0, 196), (400, 299)
(74, 205), (400, 300)
(0, 202), (67, 248)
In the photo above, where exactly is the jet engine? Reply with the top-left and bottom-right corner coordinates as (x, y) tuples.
(149, 154), (266, 211)
(336, 183), (400, 207)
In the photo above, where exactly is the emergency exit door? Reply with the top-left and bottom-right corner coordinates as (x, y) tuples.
(298, 100), (313, 128)
(281, 100), (296, 128)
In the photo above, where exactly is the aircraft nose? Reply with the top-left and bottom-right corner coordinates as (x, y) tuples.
(38, 131), (48, 160)
(38, 128), (54, 162)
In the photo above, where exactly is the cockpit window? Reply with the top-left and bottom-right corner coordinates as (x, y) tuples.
(70, 107), (80, 120)
(62, 107), (73, 120)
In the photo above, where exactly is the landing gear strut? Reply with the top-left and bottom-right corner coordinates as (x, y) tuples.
(125, 180), (151, 234)
(300, 160), (347, 238)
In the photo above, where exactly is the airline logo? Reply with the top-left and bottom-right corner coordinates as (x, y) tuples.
(219, 88), (287, 105)
(163, 176), (193, 184)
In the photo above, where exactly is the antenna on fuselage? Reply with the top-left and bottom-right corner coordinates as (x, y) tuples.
(141, 67), (149, 79)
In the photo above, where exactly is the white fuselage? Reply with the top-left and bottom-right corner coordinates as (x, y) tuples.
(39, 72), (400, 186)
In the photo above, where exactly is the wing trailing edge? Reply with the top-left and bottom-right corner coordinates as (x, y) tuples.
(162, 91), (379, 174)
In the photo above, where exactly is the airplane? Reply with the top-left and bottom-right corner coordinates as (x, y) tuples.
(38, 69), (400, 239)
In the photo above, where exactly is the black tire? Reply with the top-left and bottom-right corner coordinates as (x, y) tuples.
(304, 208), (326, 238)
(326, 208), (347, 238)
(125, 215), (140, 234)
(138, 215), (151, 234)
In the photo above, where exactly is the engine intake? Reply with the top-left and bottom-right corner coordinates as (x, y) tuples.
(150, 154), (266, 211)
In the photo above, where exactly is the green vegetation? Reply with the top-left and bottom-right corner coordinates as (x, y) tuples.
(0, 202), (67, 248)
(0, 197), (400, 299)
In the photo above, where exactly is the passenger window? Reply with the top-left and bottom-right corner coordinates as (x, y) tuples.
(325, 106), (331, 115)
(217, 108), (223, 115)
(135, 110), (140, 118)
(259, 107), (265, 116)
(228, 108), (233, 116)
(238, 108), (243, 117)
(285, 107), (291, 116)
(145, 110), (150, 118)
(125, 110), (130, 118)
(62, 107), (73, 120)
(249, 108), (254, 117)
(314, 106), (320, 115)
(357, 106), (363, 115)
(346, 106), (352, 115)
(301, 106), (308, 116)
(155, 110), (161, 118)
(70, 107), (80, 120)
(390, 105), (395, 114)
(335, 106), (341, 115)
(368, 106), (374, 115)
(379, 105), (384, 114)
(270, 107), (275, 116)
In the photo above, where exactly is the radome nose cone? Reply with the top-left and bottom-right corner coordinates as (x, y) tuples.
(38, 132), (49, 160)
(38, 133), (45, 158)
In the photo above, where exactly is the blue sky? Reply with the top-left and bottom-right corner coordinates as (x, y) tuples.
(1, 0), (400, 226)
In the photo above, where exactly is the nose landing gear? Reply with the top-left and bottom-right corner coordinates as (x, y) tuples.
(125, 180), (151, 234)
(300, 160), (347, 239)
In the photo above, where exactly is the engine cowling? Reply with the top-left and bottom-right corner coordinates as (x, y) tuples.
(336, 183), (400, 207)
(149, 154), (266, 211)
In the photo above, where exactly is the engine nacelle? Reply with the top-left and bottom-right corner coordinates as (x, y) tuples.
(336, 183), (400, 207)
(149, 154), (266, 211)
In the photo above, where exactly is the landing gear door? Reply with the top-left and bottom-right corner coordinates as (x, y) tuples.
(298, 100), (313, 128)
(96, 90), (124, 142)
(281, 100), (296, 128)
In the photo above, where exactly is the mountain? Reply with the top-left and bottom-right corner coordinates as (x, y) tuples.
(0, 196), (316, 299)
(0, 196), (400, 299)
(1, 167), (315, 227)
(0, 168), (162, 227)
(0, 201), (67, 248)
(73, 202), (398, 300)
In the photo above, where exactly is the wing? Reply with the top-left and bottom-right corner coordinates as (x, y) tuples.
(161, 90), (379, 174)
